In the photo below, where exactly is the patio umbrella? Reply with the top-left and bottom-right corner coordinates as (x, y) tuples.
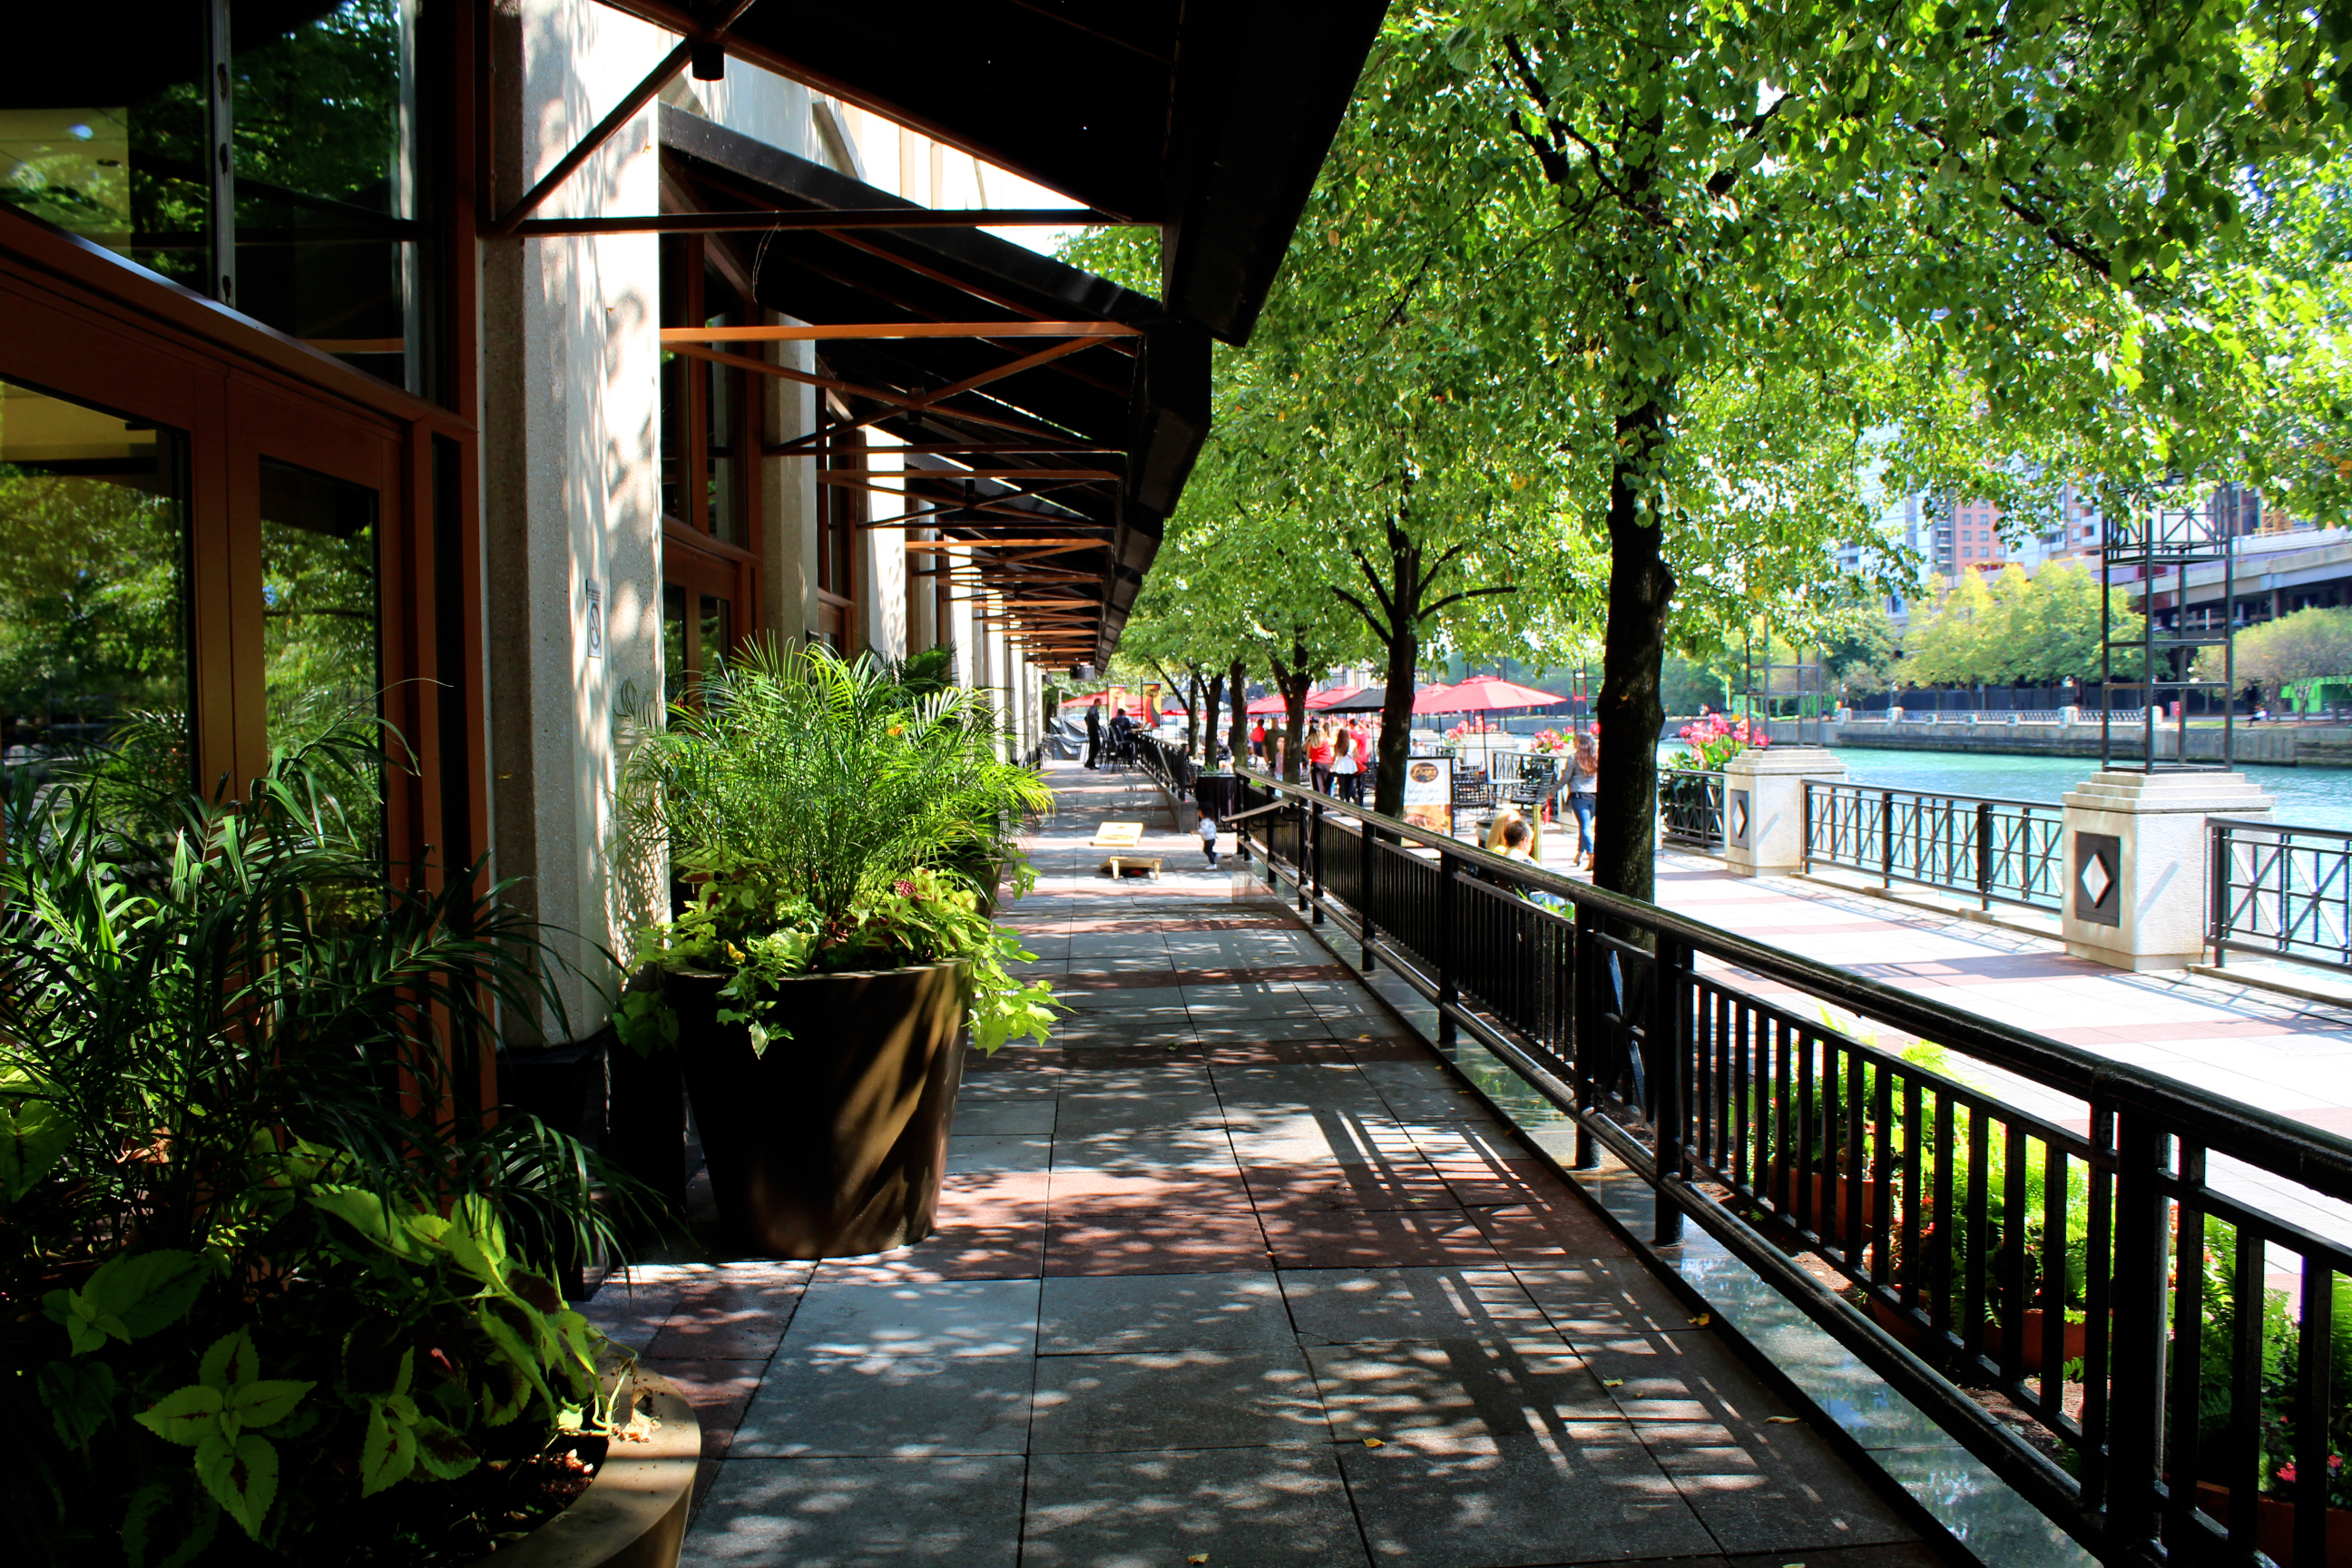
(1322, 685), (1390, 713)
(1245, 692), (1288, 715)
(1443, 675), (1570, 711)
(1307, 686), (1360, 710)
(1412, 682), (1463, 714)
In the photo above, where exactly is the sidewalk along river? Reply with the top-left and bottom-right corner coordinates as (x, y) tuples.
(1653, 742), (2352, 832)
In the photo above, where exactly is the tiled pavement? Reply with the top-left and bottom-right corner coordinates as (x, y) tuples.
(583, 762), (1948, 1568)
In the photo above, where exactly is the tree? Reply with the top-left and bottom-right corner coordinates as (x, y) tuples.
(2198, 607), (2352, 704)
(1902, 563), (2142, 688)
(1433, 0), (2350, 901)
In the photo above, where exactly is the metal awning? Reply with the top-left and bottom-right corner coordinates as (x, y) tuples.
(662, 105), (1207, 666)
(595, 0), (1387, 346)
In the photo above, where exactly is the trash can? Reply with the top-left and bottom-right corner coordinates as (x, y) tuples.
(1194, 769), (1240, 824)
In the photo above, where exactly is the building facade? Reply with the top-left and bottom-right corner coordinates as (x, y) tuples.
(0, 0), (1378, 1072)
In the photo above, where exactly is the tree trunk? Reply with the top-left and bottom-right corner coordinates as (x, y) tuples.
(1184, 669), (1201, 758)
(1592, 399), (1674, 906)
(1227, 659), (1249, 769)
(1202, 671), (1225, 765)
(1270, 642), (1315, 785)
(1372, 607), (1420, 818)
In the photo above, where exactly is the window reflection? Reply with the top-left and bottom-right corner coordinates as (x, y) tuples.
(260, 456), (381, 832)
(0, 377), (192, 786)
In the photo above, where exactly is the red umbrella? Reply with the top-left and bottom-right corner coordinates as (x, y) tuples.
(1245, 692), (1287, 715)
(1442, 675), (1569, 712)
(1412, 682), (1462, 714)
(1307, 686), (1360, 710)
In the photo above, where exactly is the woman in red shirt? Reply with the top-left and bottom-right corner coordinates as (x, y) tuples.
(1308, 722), (1337, 795)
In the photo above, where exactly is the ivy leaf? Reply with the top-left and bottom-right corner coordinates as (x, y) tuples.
(0, 1072), (69, 1204)
(228, 1378), (313, 1433)
(71, 1250), (207, 1349)
(201, 1328), (259, 1392)
(193, 1428), (279, 1539)
(133, 1384), (225, 1448)
(359, 1399), (418, 1496)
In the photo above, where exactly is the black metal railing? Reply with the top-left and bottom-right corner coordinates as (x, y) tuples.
(1660, 769), (1727, 851)
(1230, 773), (2352, 1568)
(1805, 781), (2066, 913)
(2210, 818), (2352, 975)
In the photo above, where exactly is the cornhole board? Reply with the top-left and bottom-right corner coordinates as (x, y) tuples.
(1090, 821), (1145, 848)
(1098, 856), (1162, 880)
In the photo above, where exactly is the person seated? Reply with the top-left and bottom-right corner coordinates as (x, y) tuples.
(1494, 817), (1567, 909)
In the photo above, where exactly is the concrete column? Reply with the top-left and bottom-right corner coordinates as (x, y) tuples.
(1720, 747), (1848, 877)
(2060, 771), (2273, 971)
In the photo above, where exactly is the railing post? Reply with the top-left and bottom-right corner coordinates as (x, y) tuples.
(1436, 850), (1458, 1046)
(1976, 799), (1994, 910)
(1880, 789), (1895, 888)
(1650, 932), (1686, 1244)
(2103, 1112), (2171, 1554)
(1308, 797), (1325, 923)
(1359, 816), (1378, 972)
(2207, 819), (2226, 968)
(1570, 904), (1598, 1168)
(1800, 780), (1813, 873)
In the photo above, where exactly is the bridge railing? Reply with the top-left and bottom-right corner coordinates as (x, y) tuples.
(1659, 769), (1727, 851)
(1230, 773), (2352, 1567)
(1803, 780), (2067, 913)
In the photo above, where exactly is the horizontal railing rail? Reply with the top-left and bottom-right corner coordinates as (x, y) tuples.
(1660, 769), (1727, 852)
(2209, 817), (2352, 975)
(1803, 780), (2066, 914)
(1228, 773), (2352, 1567)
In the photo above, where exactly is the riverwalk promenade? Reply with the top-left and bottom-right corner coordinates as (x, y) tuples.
(582, 761), (1946, 1568)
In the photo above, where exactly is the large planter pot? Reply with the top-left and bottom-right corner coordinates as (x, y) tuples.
(2190, 1481), (2352, 1565)
(466, 1373), (699, 1568)
(671, 961), (968, 1259)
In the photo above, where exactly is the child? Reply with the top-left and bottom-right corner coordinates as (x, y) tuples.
(1199, 811), (1220, 869)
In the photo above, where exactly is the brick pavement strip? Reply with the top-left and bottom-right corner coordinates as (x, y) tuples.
(578, 762), (1948, 1568)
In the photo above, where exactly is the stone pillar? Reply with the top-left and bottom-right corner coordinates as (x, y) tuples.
(2060, 771), (2274, 971)
(1720, 747), (1848, 877)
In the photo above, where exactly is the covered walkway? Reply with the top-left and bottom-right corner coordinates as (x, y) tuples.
(583, 762), (1941, 1568)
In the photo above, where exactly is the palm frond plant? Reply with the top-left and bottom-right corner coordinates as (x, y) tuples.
(611, 642), (1060, 1258)
(614, 640), (1058, 1056)
(0, 721), (659, 1568)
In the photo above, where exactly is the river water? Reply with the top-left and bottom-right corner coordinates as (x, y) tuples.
(1653, 740), (2352, 830)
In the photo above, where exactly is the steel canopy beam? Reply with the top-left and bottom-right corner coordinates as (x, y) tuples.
(661, 321), (1140, 342)
(515, 207), (1115, 237)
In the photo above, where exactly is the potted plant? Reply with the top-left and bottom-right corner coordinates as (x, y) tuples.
(0, 726), (683, 1567)
(614, 643), (1060, 1259)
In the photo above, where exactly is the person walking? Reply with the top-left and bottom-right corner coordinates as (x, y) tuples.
(1250, 718), (1267, 763)
(1566, 733), (1600, 870)
(1308, 720), (1336, 796)
(1084, 702), (1102, 770)
(1331, 728), (1361, 806)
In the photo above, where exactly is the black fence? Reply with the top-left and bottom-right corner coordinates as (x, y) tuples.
(1804, 782), (2068, 914)
(1660, 769), (1727, 851)
(1230, 774), (2352, 1568)
(2210, 818), (2352, 974)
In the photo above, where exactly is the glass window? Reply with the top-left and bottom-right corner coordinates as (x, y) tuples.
(0, 377), (191, 783)
(706, 311), (743, 547)
(232, 0), (420, 389)
(260, 456), (381, 829)
(662, 582), (689, 704)
(700, 592), (730, 671)
(1, 9), (214, 293)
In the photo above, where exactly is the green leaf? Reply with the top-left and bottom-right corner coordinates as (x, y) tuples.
(122, 1479), (220, 1568)
(358, 1398), (417, 1496)
(411, 1416), (481, 1481)
(0, 1075), (69, 1204)
(133, 1384), (225, 1447)
(308, 1185), (426, 1258)
(37, 1357), (119, 1447)
(76, 1250), (206, 1345)
(200, 1328), (258, 1392)
(193, 1428), (279, 1539)
(227, 1378), (312, 1432)
(442, 1193), (510, 1290)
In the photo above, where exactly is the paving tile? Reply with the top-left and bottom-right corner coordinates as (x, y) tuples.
(1463, 1196), (1634, 1261)
(579, 1275), (689, 1354)
(1636, 1416), (1919, 1554)
(1240, 1157), (1457, 1212)
(1030, 1346), (1328, 1452)
(645, 1270), (812, 1360)
(1577, 1326), (1787, 1422)
(1279, 1266), (1556, 1347)
(642, 1358), (765, 1460)
(1307, 1338), (1620, 1444)
(1432, 1155), (1560, 1208)
(1047, 1200), (1269, 1276)
(728, 1351), (1033, 1457)
(1511, 1259), (1692, 1342)
(1054, 1089), (1224, 1132)
(951, 1098), (1059, 1135)
(1260, 1204), (1504, 1269)
(1038, 1269), (1293, 1353)
(1338, 1426), (1717, 1568)
(682, 1454), (1025, 1566)
(1022, 1446), (1370, 1568)
(1204, 1038), (1360, 1064)
(1051, 1123), (1239, 1171)
(819, 1178), (1046, 1283)
(948, 1133), (1054, 1174)
(782, 1278), (1040, 1359)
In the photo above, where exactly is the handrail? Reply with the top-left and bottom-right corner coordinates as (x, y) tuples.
(1804, 779), (2066, 916)
(1228, 769), (2352, 1565)
(2208, 816), (2352, 976)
